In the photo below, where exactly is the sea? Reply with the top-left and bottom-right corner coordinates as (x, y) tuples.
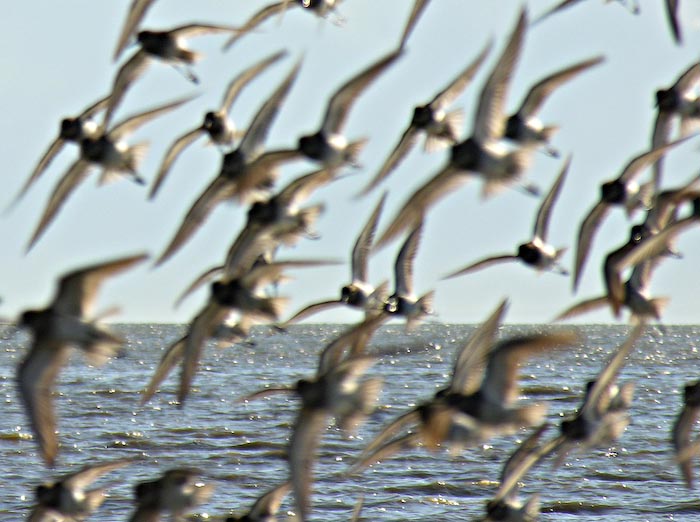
(1, 323), (700, 521)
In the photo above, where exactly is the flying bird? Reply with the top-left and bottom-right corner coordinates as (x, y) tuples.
(149, 50), (287, 199)
(103, 23), (242, 127)
(16, 253), (147, 466)
(374, 8), (536, 249)
(26, 96), (192, 252)
(113, 0), (158, 61)
(10, 94), (110, 209)
(357, 41), (491, 197)
(443, 156), (571, 279)
(28, 459), (135, 521)
(154, 59), (303, 266)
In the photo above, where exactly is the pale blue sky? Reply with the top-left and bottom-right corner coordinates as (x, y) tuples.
(1, 1), (699, 324)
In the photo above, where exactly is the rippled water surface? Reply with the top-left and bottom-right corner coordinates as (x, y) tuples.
(2, 323), (700, 521)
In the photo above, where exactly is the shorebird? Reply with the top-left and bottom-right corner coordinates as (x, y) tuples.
(503, 56), (604, 157)
(149, 50), (287, 199)
(443, 156), (571, 279)
(222, 0), (344, 51)
(10, 93), (110, 209)
(26, 96), (192, 252)
(279, 192), (388, 326)
(154, 59), (303, 267)
(28, 459), (135, 520)
(571, 136), (692, 292)
(129, 468), (214, 522)
(294, 49), (402, 169)
(357, 41), (491, 197)
(374, 8), (537, 249)
(672, 380), (700, 489)
(16, 253), (147, 466)
(224, 481), (291, 522)
(241, 316), (386, 522)
(104, 23), (241, 127)
(651, 61), (700, 189)
(384, 221), (434, 331)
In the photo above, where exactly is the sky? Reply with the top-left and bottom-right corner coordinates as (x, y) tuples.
(1, 1), (700, 325)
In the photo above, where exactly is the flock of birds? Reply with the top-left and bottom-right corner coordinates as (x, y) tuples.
(4, 0), (700, 520)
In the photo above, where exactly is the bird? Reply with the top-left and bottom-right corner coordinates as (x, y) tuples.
(223, 481), (291, 522)
(357, 41), (492, 197)
(672, 380), (700, 489)
(26, 96), (192, 252)
(103, 23), (242, 127)
(279, 191), (388, 327)
(129, 468), (214, 522)
(9, 93), (110, 209)
(351, 300), (578, 471)
(503, 56), (604, 157)
(481, 423), (551, 522)
(571, 135), (692, 292)
(551, 323), (643, 466)
(16, 253), (147, 466)
(383, 221), (434, 331)
(28, 459), (135, 521)
(442, 156), (571, 279)
(241, 316), (386, 522)
(651, 61), (700, 189)
(154, 59), (303, 267)
(149, 50), (287, 199)
(374, 8), (536, 249)
(294, 49), (402, 169)
(112, 0), (158, 61)
(222, 0), (344, 51)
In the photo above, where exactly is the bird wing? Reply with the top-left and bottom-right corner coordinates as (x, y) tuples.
(221, 50), (287, 112)
(239, 59), (302, 159)
(141, 335), (187, 404)
(17, 338), (71, 467)
(431, 40), (492, 110)
(26, 160), (93, 253)
(517, 56), (604, 119)
(289, 406), (327, 522)
(572, 200), (610, 292)
(398, 0), (431, 48)
(351, 192), (387, 282)
(149, 127), (204, 199)
(13, 137), (66, 207)
(247, 481), (292, 520)
(112, 0), (155, 61)
(533, 155), (570, 241)
(102, 49), (151, 128)
(358, 126), (420, 197)
(394, 221), (423, 297)
(53, 253), (147, 317)
(109, 95), (194, 141)
(321, 49), (402, 135)
(442, 254), (518, 279)
(472, 8), (527, 143)
(222, 2), (287, 51)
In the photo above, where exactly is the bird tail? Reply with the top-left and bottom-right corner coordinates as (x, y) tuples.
(345, 138), (369, 168)
(177, 48), (201, 64)
(255, 296), (290, 321)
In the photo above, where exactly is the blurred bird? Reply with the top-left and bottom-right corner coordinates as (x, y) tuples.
(104, 23), (242, 127)
(398, 0), (432, 49)
(295, 49), (402, 169)
(28, 459), (134, 521)
(16, 253), (147, 466)
(503, 56), (604, 157)
(357, 41), (491, 197)
(550, 323), (643, 466)
(129, 468), (214, 522)
(651, 61), (700, 189)
(672, 380), (700, 489)
(241, 316), (386, 522)
(149, 50), (287, 199)
(443, 156), (571, 279)
(222, 0), (343, 51)
(665, 0), (682, 44)
(10, 94), (110, 209)
(154, 59), (303, 266)
(375, 8), (536, 249)
(533, 0), (640, 25)
(279, 192), (388, 327)
(571, 136), (691, 292)
(113, 0), (158, 61)
(224, 481), (291, 522)
(384, 221), (434, 331)
(26, 96), (192, 252)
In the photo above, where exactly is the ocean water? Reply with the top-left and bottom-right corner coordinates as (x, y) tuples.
(1, 323), (700, 521)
